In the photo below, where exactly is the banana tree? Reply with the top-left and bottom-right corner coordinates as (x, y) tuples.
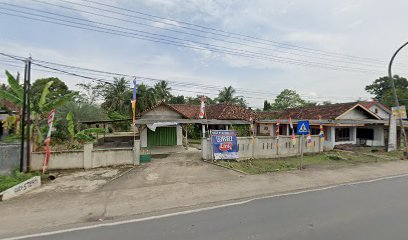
(0, 70), (76, 148)
(66, 111), (105, 147)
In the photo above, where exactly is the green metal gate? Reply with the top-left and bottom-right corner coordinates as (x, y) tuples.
(147, 127), (177, 147)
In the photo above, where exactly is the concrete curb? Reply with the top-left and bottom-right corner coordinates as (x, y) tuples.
(0, 176), (41, 201)
(202, 159), (248, 175)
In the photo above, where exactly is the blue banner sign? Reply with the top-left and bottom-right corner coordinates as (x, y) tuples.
(211, 130), (239, 160)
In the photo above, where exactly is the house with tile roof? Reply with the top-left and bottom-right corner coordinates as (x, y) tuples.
(256, 101), (401, 150)
(137, 102), (251, 148)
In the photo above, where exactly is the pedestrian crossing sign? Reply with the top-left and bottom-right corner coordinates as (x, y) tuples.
(296, 120), (310, 135)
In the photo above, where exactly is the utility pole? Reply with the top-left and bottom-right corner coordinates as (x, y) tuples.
(26, 57), (32, 172)
(19, 59), (29, 172)
(388, 41), (408, 157)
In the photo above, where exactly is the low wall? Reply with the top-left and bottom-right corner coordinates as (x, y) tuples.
(31, 140), (140, 171)
(202, 135), (325, 160)
(0, 144), (21, 175)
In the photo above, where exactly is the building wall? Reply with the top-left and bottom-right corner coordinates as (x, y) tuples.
(368, 105), (390, 119)
(141, 106), (182, 120)
(0, 144), (21, 175)
(201, 135), (324, 160)
(339, 109), (370, 119)
(176, 125), (182, 146)
(258, 123), (272, 136)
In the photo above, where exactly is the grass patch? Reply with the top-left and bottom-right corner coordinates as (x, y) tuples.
(0, 171), (39, 192)
(217, 149), (402, 175)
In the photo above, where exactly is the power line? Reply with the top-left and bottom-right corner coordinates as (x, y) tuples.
(0, 7), (392, 75)
(78, 0), (391, 64)
(27, 0), (400, 68)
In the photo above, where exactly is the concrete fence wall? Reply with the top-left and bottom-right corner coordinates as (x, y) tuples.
(31, 140), (140, 171)
(202, 135), (324, 160)
(0, 144), (21, 175)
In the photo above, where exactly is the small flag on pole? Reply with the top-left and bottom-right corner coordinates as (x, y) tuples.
(42, 109), (56, 174)
(199, 96), (205, 119)
(275, 118), (280, 140)
(318, 115), (324, 141)
(131, 79), (137, 126)
(307, 131), (312, 146)
(289, 117), (296, 145)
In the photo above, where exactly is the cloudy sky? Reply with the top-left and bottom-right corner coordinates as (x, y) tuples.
(1, 0), (408, 108)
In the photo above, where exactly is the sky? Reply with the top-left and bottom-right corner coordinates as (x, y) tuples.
(1, 0), (408, 109)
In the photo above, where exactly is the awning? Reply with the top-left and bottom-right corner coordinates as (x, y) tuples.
(147, 122), (178, 132)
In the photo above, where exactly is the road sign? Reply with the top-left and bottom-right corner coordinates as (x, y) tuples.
(296, 120), (310, 135)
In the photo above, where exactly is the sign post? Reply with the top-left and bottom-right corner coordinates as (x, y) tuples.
(211, 130), (239, 160)
(296, 120), (310, 170)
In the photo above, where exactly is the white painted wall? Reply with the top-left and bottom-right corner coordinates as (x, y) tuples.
(31, 141), (141, 170)
(176, 125), (182, 146)
(141, 127), (148, 147)
(339, 109), (369, 119)
(141, 105), (182, 119)
(201, 135), (324, 161)
(368, 105), (390, 119)
(258, 123), (272, 136)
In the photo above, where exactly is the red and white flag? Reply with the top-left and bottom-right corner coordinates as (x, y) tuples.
(289, 117), (296, 145)
(275, 118), (281, 140)
(43, 109), (56, 174)
(199, 96), (205, 119)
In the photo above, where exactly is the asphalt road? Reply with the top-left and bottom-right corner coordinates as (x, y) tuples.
(13, 175), (408, 240)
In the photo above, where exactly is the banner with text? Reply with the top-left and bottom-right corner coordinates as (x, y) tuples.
(211, 130), (239, 160)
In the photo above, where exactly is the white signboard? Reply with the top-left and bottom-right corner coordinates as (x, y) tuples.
(392, 106), (407, 118)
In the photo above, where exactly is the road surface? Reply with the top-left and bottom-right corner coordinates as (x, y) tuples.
(8, 175), (408, 240)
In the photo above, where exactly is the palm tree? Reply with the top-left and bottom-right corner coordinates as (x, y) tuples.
(136, 83), (157, 112)
(100, 77), (132, 115)
(154, 80), (171, 102)
(216, 86), (247, 107)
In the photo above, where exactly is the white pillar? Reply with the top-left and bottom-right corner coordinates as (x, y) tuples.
(83, 143), (93, 169)
(388, 115), (397, 151)
(133, 140), (140, 165)
(225, 125), (229, 130)
(202, 124), (206, 138)
(176, 125), (182, 145)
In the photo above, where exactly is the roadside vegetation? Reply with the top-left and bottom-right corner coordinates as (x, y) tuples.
(217, 147), (404, 174)
(0, 171), (39, 192)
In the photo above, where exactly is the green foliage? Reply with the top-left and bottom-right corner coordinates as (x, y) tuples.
(185, 95), (215, 105)
(0, 171), (38, 192)
(75, 128), (106, 143)
(66, 112), (75, 141)
(263, 100), (272, 111)
(154, 80), (172, 102)
(31, 77), (74, 112)
(76, 83), (103, 104)
(216, 86), (247, 107)
(270, 89), (306, 110)
(136, 83), (157, 113)
(365, 75), (408, 107)
(0, 71), (23, 107)
(168, 95), (186, 104)
(231, 125), (251, 137)
(99, 77), (132, 115)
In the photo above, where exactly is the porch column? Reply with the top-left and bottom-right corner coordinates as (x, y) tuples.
(225, 125), (229, 130)
(202, 124), (206, 138)
(286, 124), (289, 136)
(330, 127), (336, 145)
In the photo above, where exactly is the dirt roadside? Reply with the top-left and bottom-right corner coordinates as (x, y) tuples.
(1, 155), (408, 238)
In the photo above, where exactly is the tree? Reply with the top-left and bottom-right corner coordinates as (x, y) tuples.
(31, 77), (74, 112)
(136, 83), (157, 113)
(76, 83), (103, 105)
(153, 80), (171, 102)
(168, 95), (186, 104)
(263, 100), (272, 111)
(270, 89), (306, 110)
(185, 95), (215, 105)
(216, 86), (247, 107)
(100, 77), (132, 115)
(365, 75), (408, 107)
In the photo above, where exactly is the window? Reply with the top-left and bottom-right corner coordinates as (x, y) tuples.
(374, 108), (378, 114)
(335, 128), (350, 142)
